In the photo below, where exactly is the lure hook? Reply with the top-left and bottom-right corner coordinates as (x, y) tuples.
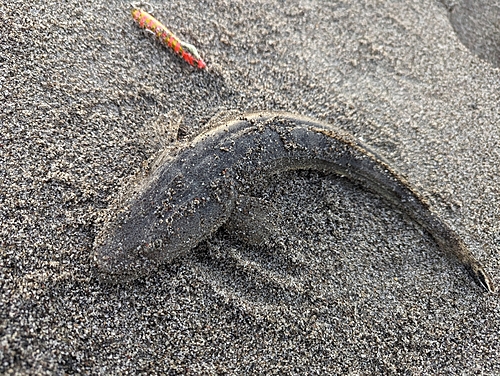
(130, 1), (153, 13)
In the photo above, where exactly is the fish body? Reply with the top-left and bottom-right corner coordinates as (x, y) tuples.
(94, 112), (495, 293)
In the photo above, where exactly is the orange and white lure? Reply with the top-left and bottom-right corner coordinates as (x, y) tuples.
(131, 3), (206, 69)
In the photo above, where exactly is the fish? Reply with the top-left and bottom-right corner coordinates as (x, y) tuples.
(94, 112), (495, 293)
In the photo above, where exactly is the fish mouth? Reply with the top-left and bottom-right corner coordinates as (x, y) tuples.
(94, 255), (159, 285)
(93, 239), (160, 285)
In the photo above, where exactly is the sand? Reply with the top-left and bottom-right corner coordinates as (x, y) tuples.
(1, 0), (499, 374)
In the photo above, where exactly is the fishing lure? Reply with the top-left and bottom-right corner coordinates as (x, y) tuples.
(131, 3), (206, 69)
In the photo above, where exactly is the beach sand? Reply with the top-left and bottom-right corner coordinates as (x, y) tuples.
(1, 0), (499, 373)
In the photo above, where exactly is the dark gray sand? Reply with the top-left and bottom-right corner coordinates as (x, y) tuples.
(443, 0), (500, 68)
(1, 0), (499, 374)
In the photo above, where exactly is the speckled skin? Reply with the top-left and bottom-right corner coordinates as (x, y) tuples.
(94, 112), (495, 292)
